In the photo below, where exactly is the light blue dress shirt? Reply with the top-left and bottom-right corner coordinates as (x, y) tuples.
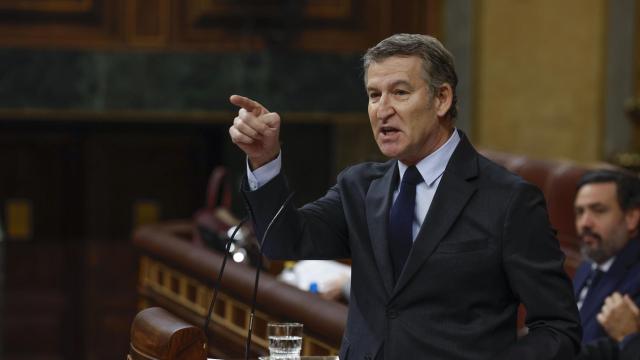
(394, 129), (459, 241)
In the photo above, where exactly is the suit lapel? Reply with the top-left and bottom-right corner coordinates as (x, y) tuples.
(393, 133), (478, 295)
(366, 161), (398, 295)
(580, 240), (640, 324)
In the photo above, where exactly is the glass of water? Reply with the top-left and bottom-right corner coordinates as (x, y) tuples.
(267, 322), (303, 359)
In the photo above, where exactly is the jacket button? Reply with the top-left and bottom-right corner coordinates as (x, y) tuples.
(386, 308), (398, 319)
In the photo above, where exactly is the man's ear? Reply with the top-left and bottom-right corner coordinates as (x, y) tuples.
(435, 83), (453, 118)
(625, 207), (640, 234)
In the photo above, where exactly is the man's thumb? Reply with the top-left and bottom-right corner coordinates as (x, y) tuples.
(263, 112), (281, 129)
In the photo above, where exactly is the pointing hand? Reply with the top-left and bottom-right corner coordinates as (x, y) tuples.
(229, 95), (281, 169)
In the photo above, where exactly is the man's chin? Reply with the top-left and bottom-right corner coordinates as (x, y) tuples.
(377, 146), (402, 159)
(581, 245), (609, 264)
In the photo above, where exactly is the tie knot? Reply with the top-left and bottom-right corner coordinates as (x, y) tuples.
(402, 166), (424, 186)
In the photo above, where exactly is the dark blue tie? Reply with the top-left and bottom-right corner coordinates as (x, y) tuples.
(578, 268), (605, 322)
(579, 268), (604, 301)
(389, 166), (424, 282)
(586, 268), (604, 291)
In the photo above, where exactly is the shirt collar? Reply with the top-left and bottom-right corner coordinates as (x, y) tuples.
(398, 129), (460, 186)
(591, 256), (616, 273)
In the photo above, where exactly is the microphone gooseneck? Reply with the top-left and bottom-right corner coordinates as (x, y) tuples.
(245, 192), (296, 360)
(203, 217), (249, 340)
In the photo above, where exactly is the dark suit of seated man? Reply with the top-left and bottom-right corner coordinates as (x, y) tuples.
(228, 33), (581, 359)
(579, 292), (640, 360)
(573, 171), (640, 359)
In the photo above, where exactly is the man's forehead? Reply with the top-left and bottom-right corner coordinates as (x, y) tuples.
(365, 56), (425, 86)
(575, 182), (618, 205)
(367, 55), (422, 71)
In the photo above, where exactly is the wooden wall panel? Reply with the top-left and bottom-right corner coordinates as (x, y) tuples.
(0, 0), (122, 48)
(0, 0), (440, 51)
(177, 0), (439, 51)
(0, 132), (83, 242)
(0, 0), (93, 12)
(82, 241), (138, 360)
(182, 0), (359, 25)
(0, 123), (224, 360)
(0, 131), (85, 359)
(5, 243), (83, 359)
(125, 0), (170, 47)
(82, 131), (210, 240)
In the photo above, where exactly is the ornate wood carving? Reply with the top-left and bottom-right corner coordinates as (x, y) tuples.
(0, 0), (440, 51)
(176, 0), (438, 51)
(0, 0), (94, 13)
(125, 0), (170, 47)
(0, 0), (121, 48)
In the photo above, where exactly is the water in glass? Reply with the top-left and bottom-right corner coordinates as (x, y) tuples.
(268, 335), (302, 358)
(267, 322), (303, 359)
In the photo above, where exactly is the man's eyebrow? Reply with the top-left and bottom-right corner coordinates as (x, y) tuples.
(366, 79), (413, 92)
(366, 86), (378, 92)
(576, 202), (608, 210)
(588, 203), (608, 209)
(389, 79), (412, 88)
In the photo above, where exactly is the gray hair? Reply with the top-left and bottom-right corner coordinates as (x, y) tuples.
(363, 33), (458, 119)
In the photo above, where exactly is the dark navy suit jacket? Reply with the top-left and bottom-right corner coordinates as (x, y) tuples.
(573, 239), (640, 344)
(245, 131), (581, 359)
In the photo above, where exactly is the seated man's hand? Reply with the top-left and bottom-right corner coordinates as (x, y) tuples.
(597, 292), (640, 342)
(319, 273), (350, 301)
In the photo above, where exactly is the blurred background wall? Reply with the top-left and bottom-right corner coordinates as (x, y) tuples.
(0, 0), (638, 359)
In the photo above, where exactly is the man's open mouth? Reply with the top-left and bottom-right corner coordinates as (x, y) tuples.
(381, 126), (399, 135)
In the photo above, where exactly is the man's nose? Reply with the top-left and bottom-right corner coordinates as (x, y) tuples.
(377, 94), (395, 120)
(577, 213), (594, 232)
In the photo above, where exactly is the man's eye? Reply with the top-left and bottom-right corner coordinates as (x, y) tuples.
(394, 90), (410, 97)
(369, 93), (380, 100)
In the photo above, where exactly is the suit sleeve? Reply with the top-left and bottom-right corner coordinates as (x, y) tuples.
(242, 170), (351, 260)
(620, 334), (640, 360)
(577, 338), (618, 360)
(578, 335), (640, 360)
(498, 182), (582, 359)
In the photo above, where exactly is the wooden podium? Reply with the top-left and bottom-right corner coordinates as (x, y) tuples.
(129, 307), (207, 360)
(128, 307), (341, 360)
(130, 221), (347, 359)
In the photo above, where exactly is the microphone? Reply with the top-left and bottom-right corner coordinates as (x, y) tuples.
(203, 217), (249, 340)
(245, 192), (296, 360)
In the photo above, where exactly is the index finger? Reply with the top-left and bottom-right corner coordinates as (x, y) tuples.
(230, 95), (268, 115)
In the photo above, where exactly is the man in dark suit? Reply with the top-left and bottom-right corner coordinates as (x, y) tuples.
(573, 170), (640, 358)
(229, 33), (581, 359)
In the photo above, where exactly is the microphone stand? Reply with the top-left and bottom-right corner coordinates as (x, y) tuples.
(245, 192), (295, 360)
(203, 218), (249, 341)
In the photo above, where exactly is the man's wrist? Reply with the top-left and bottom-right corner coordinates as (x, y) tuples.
(249, 151), (280, 170)
(247, 151), (282, 190)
